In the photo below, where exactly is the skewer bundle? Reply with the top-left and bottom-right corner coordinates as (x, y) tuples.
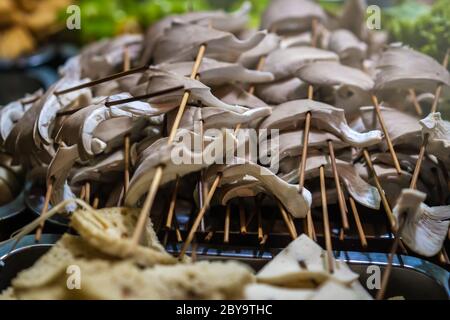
(0, 0), (449, 300)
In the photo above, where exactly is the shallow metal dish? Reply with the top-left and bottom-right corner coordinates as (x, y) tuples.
(0, 182), (31, 241)
(0, 235), (447, 299)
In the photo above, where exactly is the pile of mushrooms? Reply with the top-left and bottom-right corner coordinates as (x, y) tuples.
(0, 0), (449, 298)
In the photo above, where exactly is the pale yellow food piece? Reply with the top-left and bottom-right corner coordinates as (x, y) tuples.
(0, 287), (17, 300)
(70, 207), (177, 267)
(75, 260), (255, 300)
(12, 234), (111, 290)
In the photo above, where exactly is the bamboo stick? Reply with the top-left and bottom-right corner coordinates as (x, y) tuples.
(319, 166), (334, 273)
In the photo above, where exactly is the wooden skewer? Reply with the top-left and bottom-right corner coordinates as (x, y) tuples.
(131, 44), (207, 249)
(260, 234), (269, 245)
(439, 248), (450, 265)
(224, 202), (231, 244)
(122, 46), (131, 198)
(84, 182), (91, 204)
(123, 46), (130, 72)
(79, 185), (86, 201)
(54, 65), (148, 95)
(173, 218), (183, 243)
(408, 89), (423, 116)
(205, 230), (214, 242)
(306, 209), (317, 241)
(35, 179), (54, 241)
(287, 212), (297, 238)
(319, 166), (334, 273)
(376, 218), (406, 300)
(123, 135), (131, 196)
(328, 140), (349, 230)
(20, 95), (41, 106)
(197, 116), (207, 232)
(277, 201), (297, 240)
(239, 200), (247, 235)
(105, 85), (184, 107)
(248, 56), (267, 95)
(179, 173), (222, 259)
(298, 112), (311, 192)
(371, 95), (402, 175)
(165, 177), (180, 229)
(349, 197), (368, 248)
(92, 196), (100, 209)
(256, 201), (264, 242)
(362, 149), (397, 231)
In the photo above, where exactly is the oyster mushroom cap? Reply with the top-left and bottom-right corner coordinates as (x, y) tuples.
(420, 112), (450, 169)
(259, 99), (383, 148)
(47, 144), (79, 209)
(36, 77), (93, 146)
(263, 47), (339, 81)
(394, 189), (450, 257)
(130, 68), (248, 114)
(255, 77), (308, 104)
(297, 61), (374, 91)
(360, 106), (421, 150)
(375, 45), (450, 92)
(158, 58), (274, 87)
(328, 29), (367, 67)
(125, 129), (236, 207)
(140, 1), (252, 65)
(261, 0), (327, 34)
(206, 160), (312, 218)
(153, 22), (266, 64)
(238, 32), (281, 68)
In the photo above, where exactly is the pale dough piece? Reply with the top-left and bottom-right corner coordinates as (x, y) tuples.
(70, 207), (177, 267)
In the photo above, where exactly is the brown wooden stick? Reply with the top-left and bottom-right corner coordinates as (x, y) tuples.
(224, 202), (231, 244)
(239, 200), (247, 235)
(123, 135), (131, 196)
(165, 177), (180, 229)
(439, 248), (450, 265)
(256, 201), (264, 242)
(179, 173), (222, 259)
(328, 140), (349, 230)
(376, 218), (406, 300)
(371, 95), (402, 175)
(287, 212), (297, 238)
(55, 65), (148, 95)
(260, 234), (269, 245)
(248, 56), (267, 95)
(298, 112), (311, 192)
(105, 85), (184, 107)
(349, 197), (368, 248)
(319, 166), (334, 273)
(306, 209), (316, 241)
(92, 196), (100, 209)
(20, 95), (41, 106)
(123, 46), (130, 72)
(79, 185), (86, 201)
(277, 201), (297, 240)
(408, 89), (423, 116)
(131, 44), (206, 249)
(35, 180), (54, 241)
(363, 149), (397, 231)
(84, 182), (91, 204)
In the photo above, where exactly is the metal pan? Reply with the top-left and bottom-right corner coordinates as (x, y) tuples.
(0, 182), (31, 241)
(0, 234), (60, 291)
